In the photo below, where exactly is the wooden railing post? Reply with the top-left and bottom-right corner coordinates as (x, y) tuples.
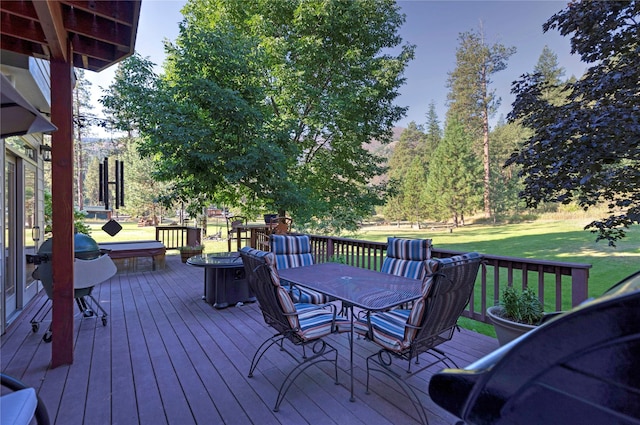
(571, 268), (590, 307)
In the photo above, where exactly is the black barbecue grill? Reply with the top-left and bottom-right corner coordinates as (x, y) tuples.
(28, 233), (116, 342)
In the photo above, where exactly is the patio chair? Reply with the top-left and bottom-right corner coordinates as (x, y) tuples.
(30, 254), (116, 342)
(381, 237), (433, 280)
(226, 215), (249, 251)
(1, 373), (50, 425)
(268, 216), (293, 235)
(354, 252), (483, 425)
(239, 247), (350, 412)
(269, 234), (330, 304)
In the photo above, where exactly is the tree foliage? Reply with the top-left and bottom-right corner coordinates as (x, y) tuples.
(73, 70), (93, 209)
(425, 117), (482, 226)
(424, 101), (442, 156)
(119, 139), (171, 219)
(507, 1), (640, 245)
(489, 119), (530, 219)
(100, 0), (414, 233)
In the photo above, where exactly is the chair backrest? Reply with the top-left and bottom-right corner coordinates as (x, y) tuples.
(227, 216), (247, 233)
(269, 234), (314, 270)
(240, 247), (301, 336)
(268, 216), (293, 235)
(405, 252), (482, 348)
(381, 237), (432, 279)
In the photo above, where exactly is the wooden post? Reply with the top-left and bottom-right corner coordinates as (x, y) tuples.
(50, 48), (75, 367)
(571, 268), (590, 307)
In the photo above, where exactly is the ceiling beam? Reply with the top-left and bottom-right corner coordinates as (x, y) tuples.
(32, 0), (68, 62)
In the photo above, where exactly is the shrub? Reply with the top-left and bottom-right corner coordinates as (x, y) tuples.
(499, 286), (544, 325)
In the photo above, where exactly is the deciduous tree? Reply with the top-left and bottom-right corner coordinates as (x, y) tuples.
(101, 0), (414, 233)
(508, 1), (639, 245)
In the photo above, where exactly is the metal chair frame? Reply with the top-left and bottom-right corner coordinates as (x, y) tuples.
(359, 253), (483, 425)
(240, 248), (345, 412)
(226, 215), (249, 251)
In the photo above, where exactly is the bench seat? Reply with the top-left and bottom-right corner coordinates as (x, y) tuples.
(99, 240), (166, 273)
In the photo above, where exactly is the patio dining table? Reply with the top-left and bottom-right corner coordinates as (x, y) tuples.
(278, 262), (422, 402)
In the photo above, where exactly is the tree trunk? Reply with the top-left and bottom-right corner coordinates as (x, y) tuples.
(481, 71), (491, 219)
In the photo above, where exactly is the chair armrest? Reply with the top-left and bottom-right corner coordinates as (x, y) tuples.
(1, 373), (50, 425)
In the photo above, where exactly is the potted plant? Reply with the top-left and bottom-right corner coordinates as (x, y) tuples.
(178, 243), (204, 263)
(486, 286), (545, 346)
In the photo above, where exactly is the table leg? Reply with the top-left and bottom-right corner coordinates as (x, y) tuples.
(213, 268), (229, 309)
(202, 268), (209, 300)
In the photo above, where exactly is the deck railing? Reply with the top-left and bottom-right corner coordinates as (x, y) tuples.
(155, 226), (202, 250)
(247, 229), (592, 325)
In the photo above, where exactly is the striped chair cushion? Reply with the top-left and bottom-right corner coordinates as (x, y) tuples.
(270, 234), (314, 269)
(241, 247), (300, 329)
(354, 309), (411, 351)
(270, 234), (330, 304)
(381, 237), (432, 279)
(298, 307), (350, 340)
(356, 254), (480, 352)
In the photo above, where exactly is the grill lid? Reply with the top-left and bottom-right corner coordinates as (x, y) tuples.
(37, 233), (101, 260)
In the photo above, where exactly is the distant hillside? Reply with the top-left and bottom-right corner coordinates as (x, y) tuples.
(366, 126), (405, 185)
(366, 126), (404, 158)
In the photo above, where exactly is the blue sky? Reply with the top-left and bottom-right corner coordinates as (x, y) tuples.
(85, 0), (587, 134)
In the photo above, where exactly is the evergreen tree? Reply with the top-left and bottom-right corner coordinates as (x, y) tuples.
(388, 122), (426, 183)
(119, 138), (171, 222)
(83, 156), (101, 207)
(533, 45), (567, 105)
(423, 101), (442, 158)
(425, 117), (482, 226)
(73, 69), (93, 209)
(401, 157), (429, 227)
(386, 121), (427, 223)
(446, 27), (516, 219)
(489, 120), (531, 219)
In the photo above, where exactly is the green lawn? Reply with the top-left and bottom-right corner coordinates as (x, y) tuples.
(354, 219), (640, 297)
(87, 217), (639, 296)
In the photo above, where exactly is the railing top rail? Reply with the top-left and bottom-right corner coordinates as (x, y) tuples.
(433, 248), (592, 270)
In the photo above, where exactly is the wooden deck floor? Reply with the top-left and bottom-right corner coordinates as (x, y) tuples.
(2, 254), (499, 425)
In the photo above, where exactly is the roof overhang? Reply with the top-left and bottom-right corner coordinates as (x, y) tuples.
(1, 72), (57, 138)
(1, 0), (141, 72)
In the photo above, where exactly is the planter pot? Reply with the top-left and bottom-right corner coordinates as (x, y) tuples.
(486, 306), (538, 346)
(180, 249), (203, 263)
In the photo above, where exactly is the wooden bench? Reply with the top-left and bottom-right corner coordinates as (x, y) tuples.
(99, 240), (166, 273)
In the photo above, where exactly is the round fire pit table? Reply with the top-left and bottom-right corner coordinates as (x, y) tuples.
(187, 252), (256, 309)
